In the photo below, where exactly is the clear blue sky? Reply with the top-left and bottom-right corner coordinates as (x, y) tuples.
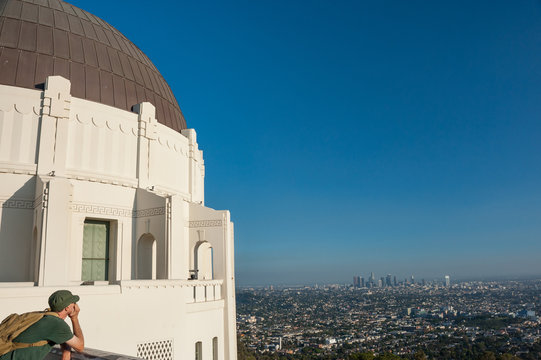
(70, 0), (541, 285)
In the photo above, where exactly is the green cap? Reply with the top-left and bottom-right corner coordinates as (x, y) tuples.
(48, 290), (80, 312)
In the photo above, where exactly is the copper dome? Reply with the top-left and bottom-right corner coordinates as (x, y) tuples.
(0, 0), (186, 131)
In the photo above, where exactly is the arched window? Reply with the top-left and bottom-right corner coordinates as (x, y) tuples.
(194, 241), (213, 280)
(195, 341), (202, 360)
(212, 337), (218, 360)
(137, 233), (157, 280)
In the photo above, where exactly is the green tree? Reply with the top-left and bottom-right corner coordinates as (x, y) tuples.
(497, 355), (521, 360)
(348, 352), (375, 360)
(375, 352), (402, 360)
(237, 339), (256, 360)
(413, 350), (427, 360)
(478, 351), (497, 360)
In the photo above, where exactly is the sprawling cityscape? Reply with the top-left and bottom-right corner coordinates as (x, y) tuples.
(236, 276), (541, 359)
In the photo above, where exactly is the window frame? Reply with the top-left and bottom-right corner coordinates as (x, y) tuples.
(81, 218), (117, 283)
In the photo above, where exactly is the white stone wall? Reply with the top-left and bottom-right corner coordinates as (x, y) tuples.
(0, 86), (41, 169)
(150, 125), (190, 197)
(0, 86), (42, 282)
(0, 77), (237, 360)
(66, 98), (139, 183)
(0, 174), (35, 282)
(189, 205), (237, 360)
(0, 281), (225, 359)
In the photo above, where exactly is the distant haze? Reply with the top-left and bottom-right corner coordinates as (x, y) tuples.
(70, 0), (541, 286)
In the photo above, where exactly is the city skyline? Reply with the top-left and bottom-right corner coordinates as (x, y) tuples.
(353, 273), (449, 288)
(240, 272), (540, 288)
(237, 279), (541, 358)
(69, 0), (541, 286)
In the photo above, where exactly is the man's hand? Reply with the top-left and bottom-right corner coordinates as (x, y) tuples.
(69, 304), (80, 319)
(66, 303), (84, 353)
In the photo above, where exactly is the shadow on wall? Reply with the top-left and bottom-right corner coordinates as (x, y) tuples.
(0, 178), (37, 282)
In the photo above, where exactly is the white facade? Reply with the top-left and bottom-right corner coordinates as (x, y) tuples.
(0, 76), (237, 360)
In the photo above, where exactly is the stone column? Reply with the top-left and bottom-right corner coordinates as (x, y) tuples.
(180, 129), (204, 204)
(168, 195), (189, 279)
(35, 76), (73, 286)
(222, 212), (238, 360)
(38, 177), (73, 286)
(37, 76), (71, 177)
(133, 102), (157, 190)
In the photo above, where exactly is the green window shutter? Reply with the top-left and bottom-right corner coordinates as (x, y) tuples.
(82, 220), (110, 281)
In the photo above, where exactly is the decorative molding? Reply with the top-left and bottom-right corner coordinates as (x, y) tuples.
(0, 199), (33, 210)
(70, 203), (165, 218)
(65, 169), (138, 189)
(134, 102), (157, 140)
(134, 207), (165, 218)
(0, 102), (39, 115)
(70, 203), (133, 217)
(74, 113), (91, 125)
(92, 117), (106, 128)
(166, 198), (172, 222)
(14, 102), (34, 115)
(0, 162), (38, 174)
(42, 186), (49, 209)
(0, 168), (37, 176)
(137, 340), (173, 360)
(74, 113), (138, 137)
(189, 220), (223, 228)
(0, 85), (43, 114)
(155, 135), (189, 156)
(43, 76), (71, 119)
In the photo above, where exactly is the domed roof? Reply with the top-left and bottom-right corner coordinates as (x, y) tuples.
(0, 0), (186, 131)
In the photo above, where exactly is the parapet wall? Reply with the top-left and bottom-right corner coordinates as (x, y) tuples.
(0, 79), (204, 201)
(46, 346), (142, 360)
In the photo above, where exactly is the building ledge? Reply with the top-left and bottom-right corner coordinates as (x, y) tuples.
(0, 282), (34, 288)
(46, 347), (141, 360)
(0, 279), (224, 304)
(118, 279), (223, 289)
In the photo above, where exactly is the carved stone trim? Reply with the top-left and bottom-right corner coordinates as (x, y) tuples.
(70, 203), (133, 217)
(166, 199), (172, 222)
(134, 207), (165, 218)
(42, 186), (49, 209)
(43, 76), (71, 119)
(0, 199), (34, 210)
(70, 203), (165, 218)
(189, 220), (223, 228)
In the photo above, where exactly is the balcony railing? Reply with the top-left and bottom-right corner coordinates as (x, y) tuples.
(117, 279), (223, 304)
(0, 279), (224, 305)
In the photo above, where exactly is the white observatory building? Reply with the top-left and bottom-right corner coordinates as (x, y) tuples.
(0, 0), (237, 359)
